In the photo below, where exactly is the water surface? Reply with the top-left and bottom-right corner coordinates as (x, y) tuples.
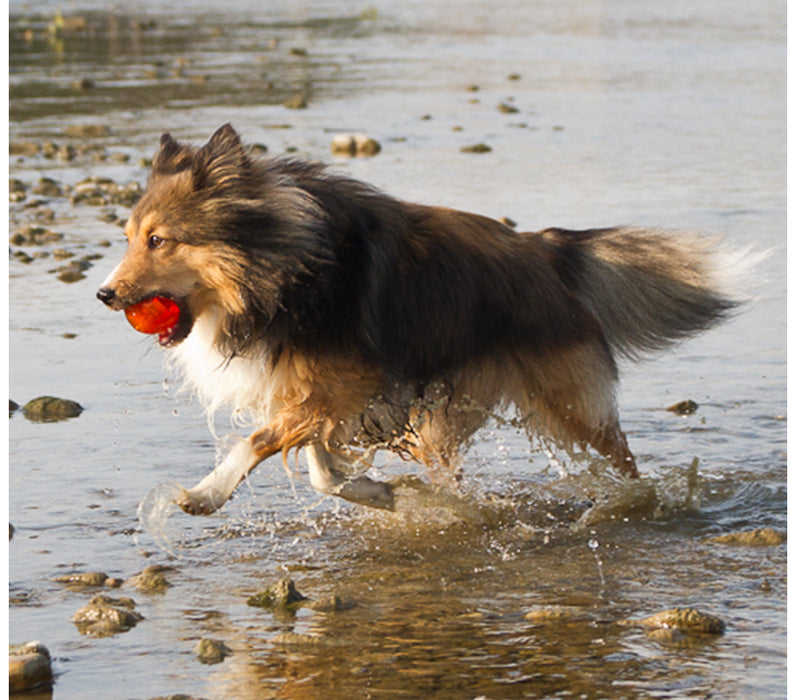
(9, 1), (786, 698)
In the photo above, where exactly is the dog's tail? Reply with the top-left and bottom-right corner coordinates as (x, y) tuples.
(536, 226), (756, 358)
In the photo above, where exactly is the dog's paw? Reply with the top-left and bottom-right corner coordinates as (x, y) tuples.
(174, 487), (221, 516)
(334, 476), (396, 511)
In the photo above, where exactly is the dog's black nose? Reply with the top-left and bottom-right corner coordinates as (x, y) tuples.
(96, 287), (116, 306)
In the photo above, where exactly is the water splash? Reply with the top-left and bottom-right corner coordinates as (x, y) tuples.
(587, 531), (606, 592)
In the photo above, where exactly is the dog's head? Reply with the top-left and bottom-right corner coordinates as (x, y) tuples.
(96, 124), (269, 347)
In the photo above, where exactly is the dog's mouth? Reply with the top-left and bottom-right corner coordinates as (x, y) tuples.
(158, 310), (192, 347)
(123, 295), (194, 347)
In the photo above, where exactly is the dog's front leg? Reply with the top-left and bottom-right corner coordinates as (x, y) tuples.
(175, 428), (292, 515)
(174, 433), (277, 515)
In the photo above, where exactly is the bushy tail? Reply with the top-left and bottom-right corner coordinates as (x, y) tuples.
(537, 226), (753, 358)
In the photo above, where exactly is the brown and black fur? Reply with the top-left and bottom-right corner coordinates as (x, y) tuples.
(98, 124), (740, 513)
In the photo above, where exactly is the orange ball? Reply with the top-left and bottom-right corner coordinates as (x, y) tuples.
(124, 296), (180, 335)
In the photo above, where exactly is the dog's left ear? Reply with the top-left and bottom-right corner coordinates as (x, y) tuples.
(191, 124), (252, 192)
(151, 132), (194, 177)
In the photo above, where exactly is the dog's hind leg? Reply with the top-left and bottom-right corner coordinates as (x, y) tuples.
(305, 443), (395, 510)
(587, 421), (638, 478)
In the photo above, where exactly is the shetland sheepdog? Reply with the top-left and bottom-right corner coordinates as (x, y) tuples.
(97, 124), (742, 514)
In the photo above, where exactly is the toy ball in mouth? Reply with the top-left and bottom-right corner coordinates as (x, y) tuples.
(124, 296), (180, 340)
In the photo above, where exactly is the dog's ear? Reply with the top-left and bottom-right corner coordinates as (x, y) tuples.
(191, 124), (252, 193)
(151, 132), (193, 177)
(206, 123), (243, 152)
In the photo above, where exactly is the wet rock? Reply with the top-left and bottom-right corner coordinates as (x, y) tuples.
(308, 595), (356, 613)
(126, 564), (174, 593)
(52, 258), (92, 283)
(10, 225), (63, 246)
(9, 400), (19, 414)
(10, 141), (41, 157)
(271, 631), (330, 647)
(34, 207), (56, 222)
(460, 143), (492, 154)
(283, 94), (308, 109)
(621, 607), (725, 635)
(57, 267), (87, 283)
(11, 250), (34, 264)
(55, 571), (114, 589)
(71, 176), (142, 207)
(54, 571), (121, 589)
(41, 141), (59, 159)
(9, 641), (53, 694)
(195, 638), (233, 665)
(497, 101), (519, 114)
(56, 144), (78, 161)
(524, 605), (585, 623)
(64, 124), (110, 138)
(31, 177), (64, 198)
(706, 527), (785, 547)
(22, 396), (83, 422)
(71, 77), (96, 91)
(71, 595), (144, 637)
(331, 133), (382, 157)
(247, 577), (307, 610)
(667, 399), (699, 414)
(10, 178), (28, 197)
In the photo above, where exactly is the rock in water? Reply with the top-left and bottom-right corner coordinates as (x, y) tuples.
(22, 396), (83, 422)
(9, 641), (53, 694)
(71, 595), (144, 637)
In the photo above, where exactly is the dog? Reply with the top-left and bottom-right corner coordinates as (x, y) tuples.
(97, 123), (742, 515)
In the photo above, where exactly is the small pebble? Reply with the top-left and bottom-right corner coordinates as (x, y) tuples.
(461, 143), (492, 154)
(331, 133), (382, 157)
(497, 101), (519, 114)
(195, 638), (233, 665)
(126, 564), (174, 592)
(283, 94), (307, 109)
(706, 528), (785, 547)
(247, 577), (307, 610)
(667, 399), (699, 414)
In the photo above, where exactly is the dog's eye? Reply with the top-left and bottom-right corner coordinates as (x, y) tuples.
(148, 234), (165, 250)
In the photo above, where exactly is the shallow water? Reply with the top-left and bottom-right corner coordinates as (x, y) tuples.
(8, 1), (786, 698)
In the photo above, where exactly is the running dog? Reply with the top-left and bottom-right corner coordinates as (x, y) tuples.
(97, 124), (742, 514)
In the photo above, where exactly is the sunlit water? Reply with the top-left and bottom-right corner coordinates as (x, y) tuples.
(9, 1), (786, 698)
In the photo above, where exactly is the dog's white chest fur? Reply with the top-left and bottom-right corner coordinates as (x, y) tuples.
(167, 310), (275, 424)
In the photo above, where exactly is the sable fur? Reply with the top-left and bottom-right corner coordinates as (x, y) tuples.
(97, 124), (742, 513)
